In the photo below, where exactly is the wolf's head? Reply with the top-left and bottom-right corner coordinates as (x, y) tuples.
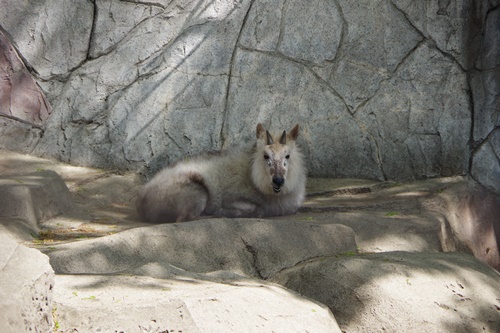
(252, 123), (304, 195)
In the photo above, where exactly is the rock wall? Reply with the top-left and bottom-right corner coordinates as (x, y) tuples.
(0, 0), (498, 190)
(468, 2), (500, 193)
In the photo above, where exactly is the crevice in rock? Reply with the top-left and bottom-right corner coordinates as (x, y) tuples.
(165, 131), (182, 151)
(302, 64), (349, 111)
(300, 51), (389, 179)
(350, 39), (426, 116)
(134, 19), (212, 79)
(83, 2), (168, 62)
(33, 2), (98, 81)
(240, 236), (264, 279)
(390, 0), (467, 73)
(0, 113), (45, 132)
(390, 1), (428, 50)
(0, 25), (39, 77)
(325, 0), (344, 63)
(392, 38), (427, 76)
(119, 0), (170, 10)
(467, 78), (477, 174)
(389, 1), (427, 45)
(429, 38), (467, 73)
(318, 0), (346, 71)
(239, 45), (315, 68)
(86, 0), (98, 61)
(270, 254), (347, 279)
(275, 0), (288, 53)
(220, 0), (256, 149)
(153, 64), (229, 78)
(306, 182), (394, 198)
(470, 126), (500, 160)
(373, 138), (387, 180)
(299, 199), (422, 214)
(351, 113), (388, 181)
(478, 4), (500, 71)
(404, 137), (419, 180)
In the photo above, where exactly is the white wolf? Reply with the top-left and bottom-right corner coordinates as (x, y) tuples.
(136, 123), (306, 223)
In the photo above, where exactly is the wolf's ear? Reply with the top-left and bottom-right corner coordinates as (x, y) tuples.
(289, 124), (299, 141)
(256, 123), (265, 140)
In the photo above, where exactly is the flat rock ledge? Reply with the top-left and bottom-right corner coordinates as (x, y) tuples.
(1, 149), (499, 333)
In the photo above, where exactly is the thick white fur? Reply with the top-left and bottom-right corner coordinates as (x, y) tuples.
(136, 124), (306, 223)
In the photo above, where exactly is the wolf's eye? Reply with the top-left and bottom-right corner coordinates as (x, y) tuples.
(264, 155), (270, 160)
(285, 155), (290, 159)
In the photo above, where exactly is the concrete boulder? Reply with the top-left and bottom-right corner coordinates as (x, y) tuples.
(42, 208), (352, 332)
(0, 232), (55, 333)
(270, 251), (500, 333)
(1, 149), (499, 332)
(0, 170), (74, 231)
(47, 219), (356, 279)
(422, 180), (500, 271)
(53, 271), (341, 333)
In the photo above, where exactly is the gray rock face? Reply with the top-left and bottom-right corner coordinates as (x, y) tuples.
(0, 0), (93, 79)
(355, 41), (470, 179)
(468, 5), (500, 193)
(1, 0), (497, 190)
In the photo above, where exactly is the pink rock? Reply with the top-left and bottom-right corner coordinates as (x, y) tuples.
(0, 30), (51, 127)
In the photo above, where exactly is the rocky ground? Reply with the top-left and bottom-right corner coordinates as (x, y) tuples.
(1, 148), (499, 333)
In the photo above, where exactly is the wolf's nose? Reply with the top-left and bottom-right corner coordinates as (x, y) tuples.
(272, 176), (284, 186)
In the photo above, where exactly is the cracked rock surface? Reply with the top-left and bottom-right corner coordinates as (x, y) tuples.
(1, 0), (498, 193)
(1, 149), (499, 332)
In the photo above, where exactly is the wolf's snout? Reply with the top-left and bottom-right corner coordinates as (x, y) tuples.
(272, 176), (284, 193)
